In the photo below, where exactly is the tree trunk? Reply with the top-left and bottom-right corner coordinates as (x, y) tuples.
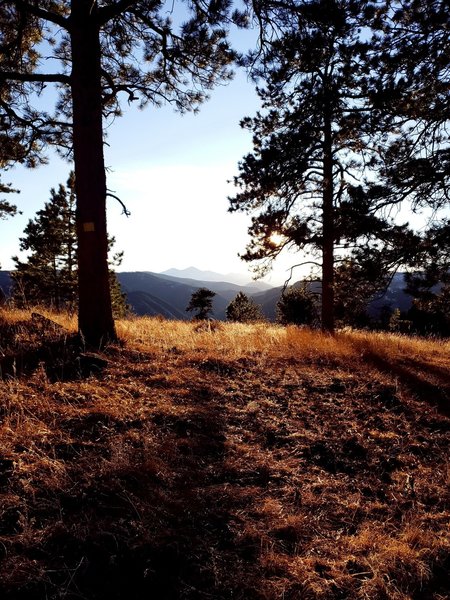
(52, 255), (60, 311)
(70, 0), (116, 347)
(322, 112), (335, 334)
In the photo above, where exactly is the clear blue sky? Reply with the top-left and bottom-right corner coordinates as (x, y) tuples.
(0, 22), (302, 286)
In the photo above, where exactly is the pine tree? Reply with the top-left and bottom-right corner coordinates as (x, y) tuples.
(0, 179), (18, 270)
(372, 0), (450, 213)
(333, 258), (389, 328)
(12, 172), (127, 316)
(368, 1), (450, 293)
(226, 292), (264, 323)
(108, 250), (129, 319)
(0, 0), (238, 346)
(0, 1), (45, 169)
(403, 221), (450, 336)
(12, 173), (78, 309)
(186, 288), (216, 320)
(0, 164), (19, 268)
(0, 180), (18, 220)
(229, 0), (396, 333)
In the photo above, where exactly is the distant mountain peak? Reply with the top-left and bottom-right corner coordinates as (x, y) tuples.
(162, 266), (218, 279)
(160, 266), (265, 287)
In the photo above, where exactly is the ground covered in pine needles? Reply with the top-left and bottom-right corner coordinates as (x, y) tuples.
(0, 310), (449, 599)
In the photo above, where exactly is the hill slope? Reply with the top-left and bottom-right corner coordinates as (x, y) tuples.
(0, 311), (449, 600)
(0, 270), (12, 297)
(117, 271), (236, 319)
(161, 267), (273, 290)
(0, 270), (415, 321)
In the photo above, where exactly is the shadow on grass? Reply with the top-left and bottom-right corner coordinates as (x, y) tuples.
(351, 338), (450, 418)
(0, 316), (108, 381)
(0, 376), (261, 600)
(2, 328), (449, 599)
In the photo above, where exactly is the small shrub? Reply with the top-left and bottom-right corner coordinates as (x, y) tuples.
(276, 285), (318, 326)
(226, 292), (264, 323)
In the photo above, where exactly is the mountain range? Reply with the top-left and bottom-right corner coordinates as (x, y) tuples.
(0, 267), (414, 321)
(118, 270), (275, 319)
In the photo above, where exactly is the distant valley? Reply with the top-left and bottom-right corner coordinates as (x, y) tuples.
(118, 269), (276, 320)
(0, 267), (413, 321)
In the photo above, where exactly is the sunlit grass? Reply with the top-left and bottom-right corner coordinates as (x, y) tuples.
(0, 308), (449, 599)
(343, 328), (450, 360)
(116, 315), (450, 374)
(116, 315), (356, 359)
(0, 306), (78, 332)
(4, 306), (446, 366)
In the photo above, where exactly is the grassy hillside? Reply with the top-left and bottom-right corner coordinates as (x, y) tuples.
(0, 309), (449, 599)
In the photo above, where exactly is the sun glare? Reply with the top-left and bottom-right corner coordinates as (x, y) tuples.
(269, 232), (285, 246)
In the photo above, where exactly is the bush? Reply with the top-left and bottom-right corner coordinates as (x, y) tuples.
(226, 292), (264, 323)
(276, 285), (318, 326)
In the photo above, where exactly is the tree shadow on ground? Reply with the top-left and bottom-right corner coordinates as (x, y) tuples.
(350, 337), (450, 418)
(0, 315), (108, 381)
(0, 368), (261, 600)
(2, 333), (449, 599)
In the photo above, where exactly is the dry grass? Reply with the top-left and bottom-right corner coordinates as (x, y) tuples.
(0, 309), (449, 599)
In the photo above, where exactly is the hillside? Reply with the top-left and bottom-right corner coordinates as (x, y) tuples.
(161, 267), (272, 290)
(0, 270), (274, 320)
(117, 271), (238, 319)
(0, 309), (449, 599)
(0, 270), (414, 322)
(120, 271), (415, 321)
(0, 270), (12, 297)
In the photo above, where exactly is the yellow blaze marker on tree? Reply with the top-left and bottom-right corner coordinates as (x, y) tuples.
(83, 222), (95, 232)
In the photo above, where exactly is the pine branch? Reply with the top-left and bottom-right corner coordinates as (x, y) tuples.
(283, 261), (321, 292)
(15, 0), (68, 28)
(0, 71), (70, 84)
(106, 192), (131, 217)
(97, 0), (139, 26)
(101, 69), (137, 103)
(0, 98), (71, 131)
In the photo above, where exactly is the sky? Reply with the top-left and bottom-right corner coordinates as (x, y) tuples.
(0, 21), (302, 287)
(1, 9), (447, 290)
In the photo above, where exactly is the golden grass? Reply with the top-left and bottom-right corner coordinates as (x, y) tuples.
(116, 314), (449, 365)
(0, 306), (78, 331)
(0, 309), (449, 599)
(343, 328), (450, 365)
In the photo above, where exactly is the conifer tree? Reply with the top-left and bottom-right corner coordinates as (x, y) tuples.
(333, 259), (386, 328)
(0, 179), (18, 270)
(186, 288), (216, 320)
(12, 173), (78, 309)
(108, 250), (129, 319)
(12, 172), (127, 316)
(0, 109), (20, 231)
(0, 0), (238, 346)
(372, 0), (450, 213)
(403, 221), (450, 336)
(229, 0), (396, 333)
(368, 1), (450, 296)
(0, 181), (18, 220)
(226, 291), (263, 323)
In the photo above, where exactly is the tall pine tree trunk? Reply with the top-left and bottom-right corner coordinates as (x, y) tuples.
(322, 112), (335, 333)
(52, 256), (60, 311)
(70, 0), (116, 347)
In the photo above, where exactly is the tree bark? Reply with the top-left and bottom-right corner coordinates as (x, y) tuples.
(322, 111), (335, 334)
(70, 0), (116, 347)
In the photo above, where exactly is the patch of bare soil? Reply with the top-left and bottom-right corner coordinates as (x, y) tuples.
(0, 323), (449, 599)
